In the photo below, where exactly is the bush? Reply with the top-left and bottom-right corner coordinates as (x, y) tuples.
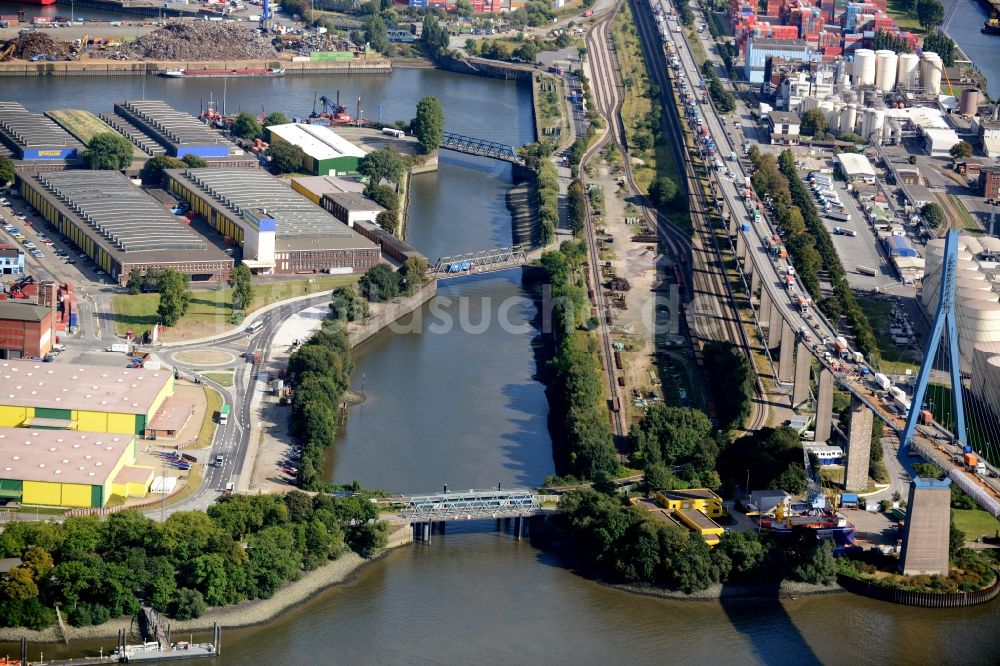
(171, 588), (206, 620)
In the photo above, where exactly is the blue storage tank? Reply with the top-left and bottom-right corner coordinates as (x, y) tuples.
(883, 235), (918, 257)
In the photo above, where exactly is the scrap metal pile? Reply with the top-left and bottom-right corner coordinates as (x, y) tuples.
(2, 32), (71, 61)
(120, 22), (278, 60)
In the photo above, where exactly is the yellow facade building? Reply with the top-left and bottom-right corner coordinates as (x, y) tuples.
(0, 360), (174, 436)
(0, 428), (153, 508)
(674, 508), (726, 547)
(655, 489), (724, 518)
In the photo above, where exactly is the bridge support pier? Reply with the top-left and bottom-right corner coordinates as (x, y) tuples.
(844, 396), (874, 491)
(514, 516), (522, 540)
(778, 320), (795, 384)
(814, 368), (834, 443)
(758, 287), (772, 326)
(792, 341), (812, 409)
(767, 293), (783, 348)
(728, 213), (738, 236)
(750, 266), (761, 296)
(736, 233), (746, 264)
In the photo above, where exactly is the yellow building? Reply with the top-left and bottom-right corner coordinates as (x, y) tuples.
(674, 508), (726, 547)
(0, 360), (174, 436)
(655, 489), (724, 518)
(0, 428), (153, 508)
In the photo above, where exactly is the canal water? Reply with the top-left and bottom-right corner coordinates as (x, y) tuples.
(944, 0), (1000, 99)
(4, 69), (1000, 664)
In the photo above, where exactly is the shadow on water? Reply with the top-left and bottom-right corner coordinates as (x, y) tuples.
(718, 581), (822, 666)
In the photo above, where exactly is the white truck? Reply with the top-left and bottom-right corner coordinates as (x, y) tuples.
(872, 373), (892, 391)
(107, 342), (129, 353)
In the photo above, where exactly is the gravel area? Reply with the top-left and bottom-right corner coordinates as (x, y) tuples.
(614, 579), (845, 602)
(121, 23), (277, 61)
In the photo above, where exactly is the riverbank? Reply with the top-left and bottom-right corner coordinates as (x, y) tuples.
(0, 537), (410, 644)
(614, 579), (845, 602)
(0, 58), (391, 77)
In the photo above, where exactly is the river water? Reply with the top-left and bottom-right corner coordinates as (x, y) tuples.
(944, 0), (1000, 99)
(3, 67), (1000, 664)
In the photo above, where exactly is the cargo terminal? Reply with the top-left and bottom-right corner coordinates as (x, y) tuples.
(165, 168), (381, 274)
(0, 102), (83, 161)
(0, 428), (152, 508)
(0, 359), (175, 436)
(17, 170), (235, 284)
(111, 100), (243, 160)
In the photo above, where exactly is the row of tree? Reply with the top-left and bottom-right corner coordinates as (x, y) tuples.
(0, 492), (388, 630)
(702, 341), (754, 432)
(542, 241), (619, 481)
(556, 487), (837, 592)
(700, 61), (735, 114)
(630, 405), (722, 492)
(536, 150), (560, 245)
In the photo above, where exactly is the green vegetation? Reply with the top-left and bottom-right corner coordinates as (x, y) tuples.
(855, 296), (919, 373)
(923, 30), (956, 66)
(264, 112), (291, 128)
(0, 155), (13, 185)
(952, 508), (1000, 541)
(630, 406), (722, 491)
(648, 176), (680, 212)
(672, 0), (693, 26)
(700, 61), (735, 114)
(800, 108), (828, 137)
(232, 112), (262, 140)
(47, 110), (145, 158)
(358, 264), (402, 302)
(567, 179), (587, 236)
(542, 241), (618, 480)
(719, 427), (808, 495)
(330, 285), (370, 323)
(925, 382), (998, 463)
(197, 386), (223, 449)
(288, 323), (354, 489)
(556, 488), (837, 592)
(538, 156), (560, 244)
(950, 141), (973, 160)
(86, 132), (134, 170)
(358, 148), (404, 186)
(229, 265), (253, 313)
(201, 372), (234, 388)
(747, 148), (878, 363)
(419, 15), (450, 59)
(267, 141), (306, 175)
(702, 341), (753, 432)
(838, 543), (996, 594)
(155, 269), (192, 327)
(872, 29), (911, 54)
(916, 0), (944, 31)
(140, 155), (187, 185)
(0, 493), (387, 629)
(363, 10), (388, 54)
(412, 96), (444, 154)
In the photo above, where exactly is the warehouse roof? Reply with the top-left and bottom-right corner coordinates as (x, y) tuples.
(0, 301), (50, 323)
(659, 488), (721, 502)
(325, 192), (385, 213)
(291, 175), (364, 199)
(835, 153), (876, 178)
(675, 508), (722, 531)
(0, 102), (82, 150)
(267, 123), (366, 161)
(169, 169), (378, 252)
(0, 428), (134, 486)
(0, 360), (171, 415)
(36, 171), (208, 252)
(115, 100), (234, 149)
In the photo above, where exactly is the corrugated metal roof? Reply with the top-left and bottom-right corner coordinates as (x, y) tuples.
(267, 123), (366, 161)
(0, 102), (82, 150)
(115, 100), (235, 150)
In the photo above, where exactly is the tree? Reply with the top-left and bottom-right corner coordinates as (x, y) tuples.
(921, 202), (945, 229)
(363, 11), (388, 54)
(182, 154), (208, 168)
(413, 96), (444, 154)
(358, 263), (402, 302)
(950, 140), (973, 159)
(455, 0), (473, 16)
(267, 141), (305, 174)
(330, 286), (369, 322)
(364, 183), (397, 211)
(157, 268), (191, 327)
(630, 405), (714, 467)
(644, 462), (674, 492)
(923, 29), (956, 66)
(791, 541), (837, 585)
(264, 111), (291, 128)
(401, 256), (428, 295)
(346, 521), (388, 557)
(139, 155), (186, 185)
(949, 517), (965, 559)
(86, 132), (134, 170)
(126, 268), (143, 295)
(170, 588), (206, 620)
(229, 265), (253, 311)
(0, 155), (15, 185)
(567, 180), (587, 235)
(376, 209), (397, 232)
(648, 176), (679, 210)
(357, 149), (404, 186)
(917, 0), (944, 31)
(799, 108), (828, 137)
(232, 112), (263, 140)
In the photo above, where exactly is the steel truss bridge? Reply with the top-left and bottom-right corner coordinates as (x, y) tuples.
(429, 245), (531, 279)
(398, 489), (542, 522)
(440, 131), (524, 165)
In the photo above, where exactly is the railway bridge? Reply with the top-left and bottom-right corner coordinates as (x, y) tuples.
(439, 131), (525, 165)
(394, 488), (549, 543)
(428, 245), (540, 279)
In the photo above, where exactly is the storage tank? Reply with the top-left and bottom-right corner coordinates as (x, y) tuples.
(897, 52), (920, 89)
(840, 103), (858, 134)
(853, 49), (876, 86)
(920, 52), (943, 94)
(861, 107), (885, 140)
(875, 50), (899, 92)
(960, 88), (981, 116)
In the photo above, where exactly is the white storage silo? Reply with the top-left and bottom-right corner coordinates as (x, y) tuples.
(875, 50), (899, 92)
(853, 49), (876, 86)
(830, 102), (845, 131)
(897, 53), (920, 89)
(920, 52), (943, 94)
(840, 103), (858, 134)
(861, 107), (885, 140)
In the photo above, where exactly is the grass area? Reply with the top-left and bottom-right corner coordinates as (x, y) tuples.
(884, 0), (927, 35)
(200, 371), (234, 387)
(162, 463), (205, 509)
(111, 275), (357, 340)
(953, 508), (1000, 540)
(533, 73), (570, 146)
(193, 385), (222, 450)
(857, 295), (920, 374)
(925, 383), (998, 465)
(46, 109), (146, 158)
(947, 194), (980, 231)
(684, 26), (709, 68)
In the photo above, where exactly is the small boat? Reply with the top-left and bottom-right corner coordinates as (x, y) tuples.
(160, 68), (286, 78)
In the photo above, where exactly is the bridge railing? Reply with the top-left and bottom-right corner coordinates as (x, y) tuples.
(398, 489), (541, 521)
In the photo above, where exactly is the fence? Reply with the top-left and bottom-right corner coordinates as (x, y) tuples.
(837, 571), (1000, 608)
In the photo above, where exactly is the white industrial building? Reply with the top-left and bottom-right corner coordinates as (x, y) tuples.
(922, 127), (963, 157)
(835, 153), (876, 184)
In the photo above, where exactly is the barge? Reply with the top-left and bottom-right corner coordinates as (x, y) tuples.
(161, 67), (286, 78)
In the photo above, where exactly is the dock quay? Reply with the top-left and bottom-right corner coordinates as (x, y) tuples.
(0, 59), (391, 77)
(10, 623), (221, 665)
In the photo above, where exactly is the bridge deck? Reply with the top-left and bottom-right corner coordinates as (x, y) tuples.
(397, 489), (542, 522)
(429, 245), (538, 279)
(440, 131), (524, 165)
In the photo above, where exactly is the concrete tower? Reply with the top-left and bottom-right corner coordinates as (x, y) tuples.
(898, 477), (952, 576)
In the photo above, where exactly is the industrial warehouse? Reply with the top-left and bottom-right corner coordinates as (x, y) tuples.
(266, 123), (367, 176)
(0, 428), (153, 508)
(165, 168), (381, 274)
(0, 359), (175, 435)
(17, 170), (235, 284)
(111, 99), (243, 160)
(0, 301), (56, 360)
(0, 102), (83, 161)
